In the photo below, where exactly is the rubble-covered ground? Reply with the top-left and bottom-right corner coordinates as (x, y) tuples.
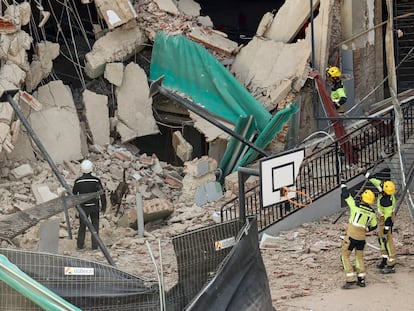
(1, 146), (414, 310)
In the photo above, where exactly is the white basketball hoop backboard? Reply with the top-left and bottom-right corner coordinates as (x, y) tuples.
(260, 148), (305, 208)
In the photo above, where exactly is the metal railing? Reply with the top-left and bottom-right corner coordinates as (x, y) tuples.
(221, 99), (414, 231)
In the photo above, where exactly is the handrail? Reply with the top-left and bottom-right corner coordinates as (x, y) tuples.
(221, 99), (414, 231)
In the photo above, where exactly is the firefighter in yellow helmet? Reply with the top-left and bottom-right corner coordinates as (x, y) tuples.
(366, 172), (397, 274)
(340, 183), (377, 289)
(326, 66), (347, 114)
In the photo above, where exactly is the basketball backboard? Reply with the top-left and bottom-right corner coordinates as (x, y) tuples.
(260, 148), (305, 208)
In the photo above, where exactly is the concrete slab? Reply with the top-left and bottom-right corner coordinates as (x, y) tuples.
(38, 217), (60, 253)
(30, 80), (83, 163)
(116, 62), (159, 138)
(231, 36), (311, 111)
(85, 22), (146, 78)
(83, 89), (110, 146)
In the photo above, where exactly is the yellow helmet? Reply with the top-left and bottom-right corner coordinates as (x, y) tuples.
(383, 181), (395, 195)
(326, 66), (341, 78)
(361, 189), (375, 205)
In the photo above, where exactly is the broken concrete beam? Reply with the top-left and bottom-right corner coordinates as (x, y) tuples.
(30, 80), (83, 163)
(116, 62), (159, 138)
(187, 27), (239, 57)
(172, 131), (193, 162)
(84, 22), (147, 79)
(82, 89), (110, 146)
(94, 0), (137, 29)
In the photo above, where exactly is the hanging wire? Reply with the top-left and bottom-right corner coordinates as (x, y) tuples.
(346, 46), (414, 114)
(1, 0), (10, 9)
(46, 0), (86, 88)
(69, 0), (92, 50)
(62, 0), (86, 88)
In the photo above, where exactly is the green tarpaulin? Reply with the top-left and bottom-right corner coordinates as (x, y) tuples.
(150, 31), (298, 175)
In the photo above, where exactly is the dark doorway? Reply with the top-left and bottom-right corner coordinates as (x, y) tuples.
(133, 123), (206, 166)
(197, 0), (285, 43)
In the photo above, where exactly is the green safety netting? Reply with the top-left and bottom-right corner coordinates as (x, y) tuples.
(150, 31), (298, 173)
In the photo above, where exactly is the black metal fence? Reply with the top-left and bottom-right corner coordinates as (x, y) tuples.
(221, 99), (414, 231)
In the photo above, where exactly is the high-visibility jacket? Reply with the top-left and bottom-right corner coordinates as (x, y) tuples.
(342, 186), (377, 240)
(330, 80), (347, 104)
(369, 177), (396, 219)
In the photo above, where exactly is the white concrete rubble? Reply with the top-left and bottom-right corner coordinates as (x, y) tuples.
(83, 89), (110, 146)
(104, 62), (124, 86)
(84, 21), (147, 78)
(30, 80), (83, 163)
(116, 62), (159, 140)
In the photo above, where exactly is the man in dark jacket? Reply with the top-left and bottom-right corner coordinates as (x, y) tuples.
(73, 159), (107, 250)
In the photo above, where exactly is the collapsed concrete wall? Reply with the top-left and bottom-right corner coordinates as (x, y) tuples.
(30, 80), (83, 163)
(0, 0), (386, 188)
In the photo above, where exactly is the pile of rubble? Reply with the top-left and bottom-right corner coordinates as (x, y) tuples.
(0, 0), (323, 164)
(2, 143), (413, 309)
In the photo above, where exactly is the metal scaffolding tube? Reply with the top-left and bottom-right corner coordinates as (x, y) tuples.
(6, 92), (116, 266)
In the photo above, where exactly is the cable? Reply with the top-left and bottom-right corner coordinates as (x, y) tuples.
(347, 46), (414, 115)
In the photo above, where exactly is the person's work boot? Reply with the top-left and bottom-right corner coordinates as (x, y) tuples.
(376, 258), (387, 269)
(357, 277), (366, 287)
(381, 265), (396, 274)
(341, 281), (356, 289)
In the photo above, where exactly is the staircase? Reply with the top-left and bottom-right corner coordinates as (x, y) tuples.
(220, 98), (414, 232)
